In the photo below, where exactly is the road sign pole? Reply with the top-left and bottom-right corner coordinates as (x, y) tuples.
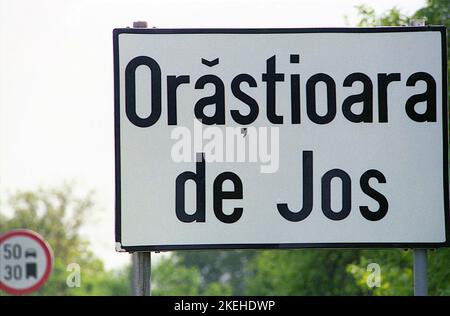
(410, 17), (429, 297)
(132, 252), (151, 296)
(128, 20), (152, 297)
(413, 249), (428, 296)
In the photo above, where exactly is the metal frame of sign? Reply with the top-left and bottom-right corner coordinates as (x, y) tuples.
(113, 26), (449, 252)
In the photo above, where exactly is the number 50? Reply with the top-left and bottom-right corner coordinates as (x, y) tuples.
(3, 244), (22, 259)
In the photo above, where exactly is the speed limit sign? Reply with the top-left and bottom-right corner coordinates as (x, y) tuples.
(0, 229), (53, 295)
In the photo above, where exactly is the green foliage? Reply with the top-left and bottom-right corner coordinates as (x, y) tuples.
(173, 250), (255, 295)
(0, 186), (131, 296)
(245, 250), (364, 295)
(347, 249), (450, 296)
(152, 255), (233, 296)
(355, 4), (409, 26)
(152, 256), (201, 295)
(428, 249), (450, 295)
(154, 248), (449, 296)
(346, 250), (413, 296)
(414, 0), (449, 28)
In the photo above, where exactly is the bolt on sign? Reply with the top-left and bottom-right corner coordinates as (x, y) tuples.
(0, 230), (53, 295)
(113, 27), (449, 252)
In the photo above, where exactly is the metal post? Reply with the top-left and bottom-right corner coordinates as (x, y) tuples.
(133, 21), (148, 28)
(132, 252), (151, 296)
(129, 20), (151, 297)
(413, 249), (428, 296)
(409, 16), (428, 298)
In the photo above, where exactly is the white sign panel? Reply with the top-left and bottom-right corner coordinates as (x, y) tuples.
(113, 27), (449, 251)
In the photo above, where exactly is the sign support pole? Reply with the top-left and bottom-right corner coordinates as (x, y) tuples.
(129, 20), (152, 297)
(413, 249), (428, 296)
(132, 252), (151, 296)
(408, 19), (429, 297)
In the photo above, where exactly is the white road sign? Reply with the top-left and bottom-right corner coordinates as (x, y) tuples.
(113, 27), (449, 251)
(0, 230), (53, 295)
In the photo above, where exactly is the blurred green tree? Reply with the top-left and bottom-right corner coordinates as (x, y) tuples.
(152, 254), (234, 296)
(152, 256), (202, 296)
(245, 250), (364, 295)
(355, 4), (409, 26)
(0, 185), (131, 296)
(174, 250), (254, 295)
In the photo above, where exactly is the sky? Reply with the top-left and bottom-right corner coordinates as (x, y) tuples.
(0, 0), (427, 269)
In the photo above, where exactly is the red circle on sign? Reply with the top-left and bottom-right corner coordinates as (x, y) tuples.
(0, 229), (53, 295)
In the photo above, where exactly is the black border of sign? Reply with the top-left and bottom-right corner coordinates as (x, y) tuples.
(113, 26), (449, 252)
